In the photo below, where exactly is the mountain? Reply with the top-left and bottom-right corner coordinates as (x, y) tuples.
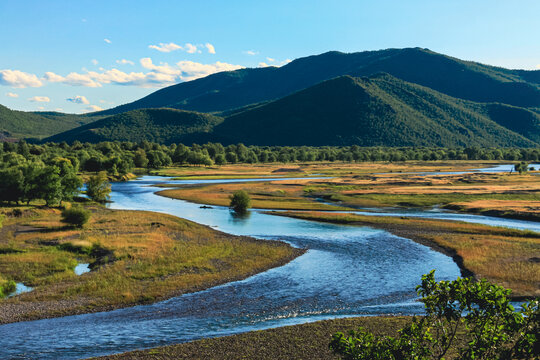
(47, 74), (539, 147)
(210, 74), (537, 147)
(98, 48), (540, 115)
(0, 105), (97, 140)
(45, 108), (223, 144)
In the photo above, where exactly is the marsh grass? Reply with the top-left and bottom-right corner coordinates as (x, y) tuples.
(0, 205), (299, 322)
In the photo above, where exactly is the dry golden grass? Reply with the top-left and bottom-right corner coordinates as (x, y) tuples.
(268, 211), (540, 298)
(0, 205), (300, 322)
(157, 180), (352, 210)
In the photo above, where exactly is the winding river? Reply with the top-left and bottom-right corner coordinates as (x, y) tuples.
(1, 170), (538, 359)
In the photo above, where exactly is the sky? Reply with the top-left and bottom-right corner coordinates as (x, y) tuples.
(1, 0), (539, 114)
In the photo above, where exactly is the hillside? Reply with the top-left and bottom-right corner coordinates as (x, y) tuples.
(211, 74), (538, 147)
(98, 48), (540, 115)
(44, 108), (224, 144)
(0, 105), (96, 140)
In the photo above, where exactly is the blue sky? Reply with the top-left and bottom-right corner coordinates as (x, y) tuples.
(1, 0), (539, 113)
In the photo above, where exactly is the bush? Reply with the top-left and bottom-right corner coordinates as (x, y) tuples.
(0, 279), (16, 298)
(330, 271), (539, 360)
(229, 190), (251, 214)
(61, 206), (91, 228)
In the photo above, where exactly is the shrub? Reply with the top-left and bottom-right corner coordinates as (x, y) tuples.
(61, 206), (91, 228)
(330, 271), (539, 360)
(0, 279), (16, 298)
(229, 190), (251, 214)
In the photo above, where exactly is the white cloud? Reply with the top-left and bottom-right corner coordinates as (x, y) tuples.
(205, 43), (216, 54)
(38, 106), (45, 110)
(28, 96), (50, 102)
(104, 38), (111, 44)
(91, 59), (99, 65)
(55, 108), (64, 112)
(184, 43), (198, 54)
(86, 105), (103, 112)
(243, 50), (258, 56)
(5, 92), (18, 98)
(148, 42), (182, 53)
(0, 69), (43, 88)
(44, 71), (101, 87)
(66, 95), (90, 104)
(536, 64), (540, 69)
(259, 58), (291, 68)
(116, 59), (134, 65)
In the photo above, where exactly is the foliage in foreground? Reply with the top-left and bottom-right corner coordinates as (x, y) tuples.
(61, 205), (91, 228)
(330, 271), (539, 360)
(229, 190), (251, 214)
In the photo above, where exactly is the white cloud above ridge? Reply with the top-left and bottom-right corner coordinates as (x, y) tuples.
(86, 105), (103, 112)
(66, 95), (90, 104)
(6, 92), (18, 98)
(0, 69), (43, 88)
(205, 43), (216, 54)
(104, 38), (111, 44)
(243, 50), (258, 56)
(536, 64), (540, 69)
(28, 96), (50, 102)
(148, 42), (183, 53)
(116, 59), (135, 65)
(91, 59), (99, 65)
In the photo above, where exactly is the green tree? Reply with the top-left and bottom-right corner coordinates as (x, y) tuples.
(330, 271), (539, 360)
(86, 171), (111, 203)
(514, 162), (529, 174)
(229, 190), (251, 214)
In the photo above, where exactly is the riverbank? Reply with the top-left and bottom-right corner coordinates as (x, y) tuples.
(266, 211), (540, 299)
(91, 315), (467, 360)
(0, 206), (303, 324)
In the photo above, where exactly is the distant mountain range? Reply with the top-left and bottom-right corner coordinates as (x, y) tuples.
(2, 48), (539, 147)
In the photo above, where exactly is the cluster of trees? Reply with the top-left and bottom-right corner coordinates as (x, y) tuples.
(0, 155), (81, 206)
(2, 141), (539, 176)
(330, 271), (539, 360)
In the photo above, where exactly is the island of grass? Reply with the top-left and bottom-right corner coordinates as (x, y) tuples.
(0, 205), (303, 324)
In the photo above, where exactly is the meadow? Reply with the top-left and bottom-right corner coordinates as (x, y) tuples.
(0, 204), (301, 323)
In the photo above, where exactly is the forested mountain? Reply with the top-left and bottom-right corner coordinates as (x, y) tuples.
(5, 48), (540, 147)
(0, 105), (97, 140)
(98, 48), (540, 115)
(45, 108), (223, 144)
(211, 74), (537, 147)
(46, 74), (539, 147)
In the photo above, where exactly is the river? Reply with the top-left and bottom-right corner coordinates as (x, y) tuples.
(0, 169), (538, 359)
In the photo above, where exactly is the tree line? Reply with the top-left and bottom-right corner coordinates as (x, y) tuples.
(2, 140), (539, 175)
(1, 140), (539, 205)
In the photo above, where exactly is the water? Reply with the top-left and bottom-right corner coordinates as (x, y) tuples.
(0, 170), (536, 359)
(7, 283), (33, 298)
(378, 163), (540, 176)
(74, 263), (90, 276)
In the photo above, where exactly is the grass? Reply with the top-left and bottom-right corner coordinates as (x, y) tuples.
(266, 211), (540, 298)
(156, 181), (353, 211)
(0, 205), (302, 323)
(152, 163), (540, 220)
